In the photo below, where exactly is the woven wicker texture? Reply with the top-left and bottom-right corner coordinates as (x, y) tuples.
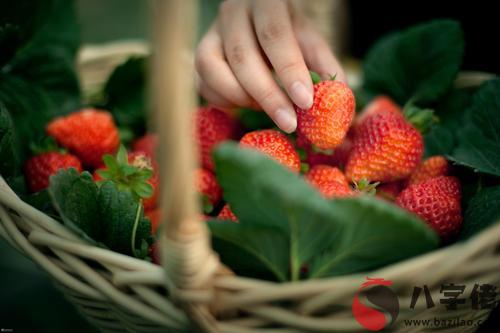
(1, 1), (500, 332)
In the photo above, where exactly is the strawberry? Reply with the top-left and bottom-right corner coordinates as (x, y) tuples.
(296, 79), (355, 150)
(196, 106), (238, 171)
(218, 204), (238, 222)
(310, 180), (354, 198)
(240, 129), (300, 172)
(96, 147), (159, 210)
(305, 165), (353, 198)
(345, 111), (423, 183)
(132, 133), (158, 159)
(305, 165), (349, 187)
(296, 134), (353, 169)
(46, 109), (120, 168)
(355, 96), (401, 129)
(376, 181), (403, 201)
(145, 208), (161, 234)
(408, 156), (449, 185)
(148, 243), (160, 265)
(396, 176), (462, 240)
(25, 152), (82, 192)
(195, 168), (222, 213)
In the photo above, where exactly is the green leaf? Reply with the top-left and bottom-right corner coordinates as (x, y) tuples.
(363, 20), (464, 105)
(309, 197), (438, 278)
(98, 181), (152, 257)
(424, 125), (455, 157)
(103, 57), (147, 136)
(459, 186), (500, 240)
(48, 169), (102, 245)
(449, 79), (500, 177)
(0, 0), (51, 65)
(208, 221), (289, 281)
(7, 46), (81, 115)
(213, 143), (438, 281)
(0, 101), (20, 179)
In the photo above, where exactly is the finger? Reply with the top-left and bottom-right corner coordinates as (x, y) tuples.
(195, 24), (255, 107)
(252, 0), (313, 110)
(196, 75), (236, 109)
(296, 23), (347, 83)
(219, 0), (297, 133)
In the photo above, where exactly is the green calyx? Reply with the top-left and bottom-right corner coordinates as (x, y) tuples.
(403, 103), (438, 134)
(353, 178), (379, 196)
(309, 71), (337, 85)
(97, 145), (154, 200)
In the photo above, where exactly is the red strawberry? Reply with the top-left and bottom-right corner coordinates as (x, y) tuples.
(196, 106), (238, 171)
(296, 80), (355, 150)
(305, 165), (353, 198)
(46, 109), (120, 168)
(240, 130), (300, 172)
(195, 168), (222, 213)
(311, 180), (354, 198)
(305, 165), (349, 187)
(345, 111), (423, 183)
(148, 243), (160, 265)
(25, 152), (82, 192)
(132, 133), (158, 158)
(376, 181), (403, 201)
(355, 96), (401, 128)
(408, 156), (449, 185)
(218, 204), (238, 222)
(396, 176), (462, 240)
(145, 208), (161, 234)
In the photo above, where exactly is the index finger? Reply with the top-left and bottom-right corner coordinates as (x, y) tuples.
(252, 0), (313, 110)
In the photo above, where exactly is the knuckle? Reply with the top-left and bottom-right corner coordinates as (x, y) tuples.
(194, 47), (212, 75)
(258, 21), (287, 43)
(227, 43), (246, 66)
(256, 87), (278, 107)
(276, 59), (303, 77)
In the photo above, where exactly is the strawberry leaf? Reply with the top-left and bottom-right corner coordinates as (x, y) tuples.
(48, 169), (102, 245)
(212, 143), (438, 281)
(48, 169), (152, 257)
(98, 181), (152, 257)
(448, 79), (500, 177)
(459, 186), (500, 241)
(363, 19), (464, 105)
(309, 197), (438, 278)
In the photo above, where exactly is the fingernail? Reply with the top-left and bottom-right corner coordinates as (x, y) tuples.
(290, 81), (313, 109)
(275, 108), (297, 133)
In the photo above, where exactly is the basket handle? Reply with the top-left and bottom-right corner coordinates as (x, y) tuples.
(152, 0), (218, 293)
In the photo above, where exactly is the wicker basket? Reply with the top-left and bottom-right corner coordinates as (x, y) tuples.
(1, 2), (500, 333)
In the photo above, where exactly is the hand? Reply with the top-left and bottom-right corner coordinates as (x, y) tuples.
(195, 0), (346, 133)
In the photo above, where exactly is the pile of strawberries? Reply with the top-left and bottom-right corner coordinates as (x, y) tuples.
(24, 76), (463, 262)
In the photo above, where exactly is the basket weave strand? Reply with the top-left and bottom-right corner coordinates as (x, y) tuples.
(1, 0), (500, 331)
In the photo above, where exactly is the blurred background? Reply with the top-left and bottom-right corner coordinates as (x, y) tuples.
(1, 0), (498, 332)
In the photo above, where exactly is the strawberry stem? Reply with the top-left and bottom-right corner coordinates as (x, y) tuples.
(131, 200), (143, 257)
(403, 103), (438, 134)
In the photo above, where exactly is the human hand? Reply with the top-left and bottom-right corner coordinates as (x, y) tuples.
(195, 0), (346, 133)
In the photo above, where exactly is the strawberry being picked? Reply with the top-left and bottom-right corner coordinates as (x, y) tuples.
(240, 129), (301, 172)
(25, 152), (82, 192)
(95, 146), (159, 209)
(47, 109), (120, 168)
(396, 176), (462, 240)
(296, 73), (355, 150)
